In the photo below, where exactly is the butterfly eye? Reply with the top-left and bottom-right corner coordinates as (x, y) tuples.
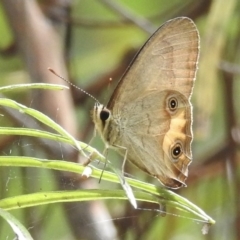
(168, 97), (178, 111)
(100, 109), (110, 121)
(171, 143), (182, 159)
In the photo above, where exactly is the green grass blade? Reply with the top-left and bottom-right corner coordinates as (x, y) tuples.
(0, 98), (82, 152)
(0, 83), (68, 92)
(0, 156), (215, 224)
(0, 208), (33, 240)
(0, 190), (157, 211)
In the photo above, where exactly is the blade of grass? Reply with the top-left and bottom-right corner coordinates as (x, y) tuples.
(0, 156), (215, 224)
(0, 190), (157, 211)
(0, 208), (33, 240)
(0, 83), (68, 92)
(0, 98), (82, 153)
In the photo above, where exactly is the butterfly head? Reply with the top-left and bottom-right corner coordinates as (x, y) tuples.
(92, 102), (112, 143)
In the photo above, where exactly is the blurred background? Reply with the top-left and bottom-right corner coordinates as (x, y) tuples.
(0, 0), (239, 239)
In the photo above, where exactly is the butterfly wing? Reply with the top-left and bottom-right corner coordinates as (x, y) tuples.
(107, 17), (199, 188)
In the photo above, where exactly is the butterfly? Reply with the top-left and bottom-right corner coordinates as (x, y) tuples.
(92, 17), (199, 189)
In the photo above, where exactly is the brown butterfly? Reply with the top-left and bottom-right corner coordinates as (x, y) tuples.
(93, 17), (199, 189)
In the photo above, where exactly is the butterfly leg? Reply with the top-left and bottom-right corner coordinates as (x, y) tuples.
(88, 126), (97, 146)
(98, 147), (109, 183)
(81, 127), (98, 166)
(121, 147), (128, 175)
(112, 144), (128, 176)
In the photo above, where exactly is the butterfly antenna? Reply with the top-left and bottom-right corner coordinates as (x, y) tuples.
(48, 68), (100, 104)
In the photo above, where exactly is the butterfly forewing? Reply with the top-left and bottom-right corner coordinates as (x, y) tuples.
(107, 17), (199, 110)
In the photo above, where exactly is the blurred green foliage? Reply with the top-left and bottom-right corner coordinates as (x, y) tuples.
(0, 0), (239, 239)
